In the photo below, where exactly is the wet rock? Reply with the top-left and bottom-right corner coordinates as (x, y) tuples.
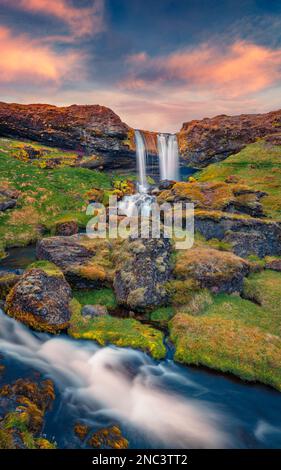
(158, 180), (176, 190)
(114, 237), (172, 310)
(81, 304), (108, 317)
(175, 247), (250, 293)
(54, 220), (79, 237)
(87, 425), (129, 449)
(5, 267), (72, 333)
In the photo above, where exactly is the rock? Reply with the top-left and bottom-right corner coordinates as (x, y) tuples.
(87, 425), (129, 449)
(178, 109), (281, 167)
(194, 211), (281, 258)
(114, 237), (172, 310)
(36, 236), (110, 288)
(158, 180), (176, 190)
(265, 258), (281, 272)
(81, 304), (108, 317)
(5, 268), (72, 333)
(54, 220), (79, 236)
(0, 188), (20, 212)
(174, 247), (250, 293)
(0, 102), (133, 160)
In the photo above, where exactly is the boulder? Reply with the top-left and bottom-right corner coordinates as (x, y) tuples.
(114, 237), (172, 310)
(54, 220), (79, 237)
(0, 188), (20, 212)
(265, 258), (281, 272)
(81, 304), (108, 318)
(5, 268), (72, 333)
(193, 212), (281, 258)
(175, 247), (250, 293)
(0, 271), (21, 300)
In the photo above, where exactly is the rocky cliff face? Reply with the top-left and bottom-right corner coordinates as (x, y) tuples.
(0, 102), (134, 159)
(178, 109), (281, 167)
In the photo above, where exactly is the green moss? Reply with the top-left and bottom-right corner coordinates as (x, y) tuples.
(150, 306), (174, 323)
(169, 270), (281, 390)
(27, 260), (64, 278)
(73, 288), (117, 310)
(197, 140), (281, 219)
(69, 299), (166, 359)
(0, 143), (112, 250)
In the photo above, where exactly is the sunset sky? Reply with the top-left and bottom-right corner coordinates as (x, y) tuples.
(0, 0), (281, 131)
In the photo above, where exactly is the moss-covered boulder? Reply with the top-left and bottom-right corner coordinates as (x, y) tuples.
(174, 247), (250, 293)
(6, 264), (72, 333)
(113, 237), (172, 310)
(0, 271), (21, 301)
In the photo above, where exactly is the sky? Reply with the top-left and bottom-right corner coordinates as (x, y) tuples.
(0, 0), (281, 132)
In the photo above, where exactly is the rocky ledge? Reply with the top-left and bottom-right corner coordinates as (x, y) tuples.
(0, 102), (134, 161)
(178, 109), (281, 167)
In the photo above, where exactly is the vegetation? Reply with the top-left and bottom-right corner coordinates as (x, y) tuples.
(169, 270), (281, 390)
(197, 140), (281, 219)
(0, 145), (111, 250)
(69, 299), (166, 359)
(150, 306), (174, 324)
(73, 288), (117, 310)
(28, 260), (65, 278)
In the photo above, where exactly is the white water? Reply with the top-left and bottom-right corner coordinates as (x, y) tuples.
(157, 133), (179, 181)
(0, 310), (231, 448)
(135, 130), (148, 193)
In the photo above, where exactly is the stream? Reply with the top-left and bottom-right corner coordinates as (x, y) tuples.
(1, 247), (281, 449)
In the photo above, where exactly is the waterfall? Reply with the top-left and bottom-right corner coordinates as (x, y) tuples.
(157, 133), (179, 181)
(135, 130), (148, 193)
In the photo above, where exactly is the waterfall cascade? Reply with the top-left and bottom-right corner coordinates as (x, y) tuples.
(135, 130), (148, 193)
(157, 133), (179, 181)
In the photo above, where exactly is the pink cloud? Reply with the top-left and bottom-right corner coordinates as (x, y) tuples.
(3, 0), (104, 38)
(0, 26), (82, 83)
(123, 41), (281, 97)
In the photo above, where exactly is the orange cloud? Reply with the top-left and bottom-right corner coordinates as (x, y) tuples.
(3, 0), (104, 38)
(124, 41), (281, 97)
(0, 26), (82, 83)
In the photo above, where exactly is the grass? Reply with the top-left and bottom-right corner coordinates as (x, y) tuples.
(69, 299), (166, 359)
(28, 260), (65, 278)
(0, 147), (111, 250)
(73, 288), (117, 310)
(197, 140), (281, 219)
(169, 270), (281, 390)
(150, 306), (174, 323)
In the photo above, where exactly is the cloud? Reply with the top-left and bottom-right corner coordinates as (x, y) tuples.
(123, 41), (281, 98)
(2, 0), (105, 38)
(0, 26), (83, 83)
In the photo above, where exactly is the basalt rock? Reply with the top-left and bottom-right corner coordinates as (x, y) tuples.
(0, 102), (133, 159)
(114, 237), (172, 310)
(5, 268), (72, 333)
(178, 109), (281, 167)
(81, 304), (108, 318)
(0, 188), (20, 212)
(194, 211), (281, 258)
(54, 220), (79, 237)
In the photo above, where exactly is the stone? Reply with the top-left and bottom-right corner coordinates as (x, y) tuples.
(158, 180), (176, 190)
(265, 258), (281, 272)
(114, 237), (172, 310)
(5, 268), (72, 333)
(81, 304), (108, 317)
(54, 220), (79, 237)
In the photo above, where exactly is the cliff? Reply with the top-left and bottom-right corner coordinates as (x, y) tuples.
(177, 109), (281, 167)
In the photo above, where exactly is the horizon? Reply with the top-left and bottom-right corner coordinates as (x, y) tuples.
(1, 0), (281, 132)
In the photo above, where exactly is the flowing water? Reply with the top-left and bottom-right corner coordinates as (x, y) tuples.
(1, 310), (281, 449)
(157, 134), (179, 181)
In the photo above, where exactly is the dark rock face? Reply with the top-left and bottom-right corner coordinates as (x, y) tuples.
(5, 268), (72, 332)
(0, 102), (132, 158)
(36, 236), (93, 269)
(114, 237), (172, 310)
(178, 109), (281, 167)
(0, 188), (20, 212)
(194, 213), (281, 258)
